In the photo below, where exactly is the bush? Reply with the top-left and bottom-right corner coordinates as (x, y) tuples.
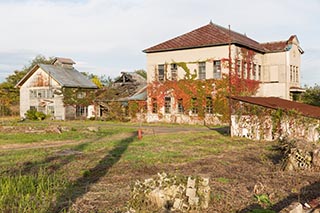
(25, 109), (46, 120)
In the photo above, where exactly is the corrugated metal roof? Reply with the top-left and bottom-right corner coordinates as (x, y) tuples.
(39, 64), (97, 88)
(231, 96), (320, 119)
(118, 86), (147, 101)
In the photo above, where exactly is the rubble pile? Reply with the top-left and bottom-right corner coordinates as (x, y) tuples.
(128, 173), (210, 212)
(279, 137), (320, 171)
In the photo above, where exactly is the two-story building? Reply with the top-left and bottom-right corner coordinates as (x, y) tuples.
(143, 22), (304, 124)
(16, 57), (98, 120)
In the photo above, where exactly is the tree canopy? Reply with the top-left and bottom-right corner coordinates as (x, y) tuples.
(0, 55), (54, 116)
(301, 84), (320, 107)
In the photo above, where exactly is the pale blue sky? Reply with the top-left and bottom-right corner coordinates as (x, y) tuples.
(0, 0), (319, 86)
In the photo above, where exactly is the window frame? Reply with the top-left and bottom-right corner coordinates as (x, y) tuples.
(213, 60), (221, 79)
(158, 64), (165, 81)
(170, 63), (178, 81)
(164, 97), (171, 114)
(205, 96), (213, 114)
(198, 62), (206, 80)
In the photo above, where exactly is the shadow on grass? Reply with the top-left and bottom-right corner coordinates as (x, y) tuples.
(238, 181), (320, 212)
(50, 132), (137, 213)
(205, 124), (230, 136)
(13, 133), (113, 176)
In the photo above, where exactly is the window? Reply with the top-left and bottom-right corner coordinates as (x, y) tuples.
(48, 106), (54, 115)
(177, 98), (184, 113)
(171, 63), (178, 80)
(248, 63), (252, 79)
(198, 62), (206, 79)
(253, 64), (257, 80)
(243, 62), (247, 79)
(295, 66), (299, 83)
(191, 97), (198, 114)
(152, 98), (157, 113)
(290, 65), (293, 82)
(206, 97), (213, 114)
(236, 60), (241, 78)
(213, 60), (221, 79)
(29, 89), (53, 99)
(76, 106), (87, 117)
(164, 97), (171, 114)
(258, 65), (262, 80)
(158, 64), (165, 81)
(77, 91), (86, 99)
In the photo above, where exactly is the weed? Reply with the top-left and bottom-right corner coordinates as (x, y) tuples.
(216, 177), (231, 184)
(254, 194), (272, 207)
(0, 168), (68, 212)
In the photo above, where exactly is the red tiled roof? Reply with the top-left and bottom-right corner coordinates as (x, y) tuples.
(143, 23), (265, 53)
(231, 96), (320, 119)
(260, 41), (288, 53)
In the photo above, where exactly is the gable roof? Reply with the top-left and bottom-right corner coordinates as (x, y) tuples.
(16, 63), (97, 89)
(231, 96), (320, 119)
(143, 22), (265, 53)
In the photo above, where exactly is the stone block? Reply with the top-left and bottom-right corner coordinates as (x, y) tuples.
(280, 202), (303, 213)
(187, 177), (196, 188)
(186, 188), (196, 198)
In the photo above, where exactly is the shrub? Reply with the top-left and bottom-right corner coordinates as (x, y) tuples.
(25, 109), (46, 120)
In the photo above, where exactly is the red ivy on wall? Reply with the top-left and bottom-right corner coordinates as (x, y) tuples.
(148, 48), (260, 122)
(148, 73), (259, 121)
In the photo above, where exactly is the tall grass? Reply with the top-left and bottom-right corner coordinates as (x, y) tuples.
(0, 169), (68, 213)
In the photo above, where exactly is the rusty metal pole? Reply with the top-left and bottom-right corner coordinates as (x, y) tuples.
(228, 25), (232, 135)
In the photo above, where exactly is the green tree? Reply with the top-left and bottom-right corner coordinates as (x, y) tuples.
(135, 69), (147, 79)
(0, 55), (54, 116)
(301, 84), (320, 106)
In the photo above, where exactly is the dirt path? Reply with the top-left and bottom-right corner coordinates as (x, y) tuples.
(0, 124), (217, 151)
(0, 131), (136, 151)
(0, 140), (84, 151)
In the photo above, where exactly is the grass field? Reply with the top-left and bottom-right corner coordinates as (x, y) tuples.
(0, 119), (319, 212)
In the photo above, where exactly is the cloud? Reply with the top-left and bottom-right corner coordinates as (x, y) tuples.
(0, 0), (319, 85)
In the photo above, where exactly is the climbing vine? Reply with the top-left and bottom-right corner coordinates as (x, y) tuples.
(62, 88), (96, 106)
(231, 99), (320, 141)
(148, 57), (260, 122)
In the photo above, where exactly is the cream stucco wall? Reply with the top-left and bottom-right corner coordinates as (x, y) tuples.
(146, 46), (230, 83)
(145, 40), (303, 123)
(256, 37), (302, 99)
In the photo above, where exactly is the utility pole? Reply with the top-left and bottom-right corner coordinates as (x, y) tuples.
(228, 25), (232, 134)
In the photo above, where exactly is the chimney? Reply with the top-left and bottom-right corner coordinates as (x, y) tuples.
(52, 57), (75, 69)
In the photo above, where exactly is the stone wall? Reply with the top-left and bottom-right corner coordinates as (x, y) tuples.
(231, 115), (319, 142)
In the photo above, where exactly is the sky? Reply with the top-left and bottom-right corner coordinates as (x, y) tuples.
(0, 0), (319, 86)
